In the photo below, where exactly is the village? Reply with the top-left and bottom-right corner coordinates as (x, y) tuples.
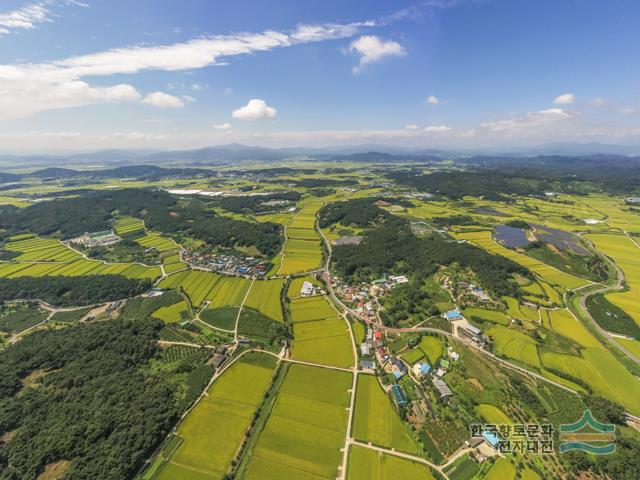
(181, 249), (269, 277)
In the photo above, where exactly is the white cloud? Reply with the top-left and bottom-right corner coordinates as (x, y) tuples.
(590, 97), (606, 107)
(0, 1), (87, 37)
(405, 124), (420, 130)
(214, 122), (233, 130)
(619, 106), (635, 115)
(426, 95), (440, 105)
(349, 35), (405, 74)
(232, 98), (276, 120)
(181, 95), (196, 102)
(424, 125), (452, 132)
(192, 83), (203, 91)
(142, 92), (184, 108)
(554, 92), (575, 105)
(0, 19), (371, 118)
(482, 108), (571, 133)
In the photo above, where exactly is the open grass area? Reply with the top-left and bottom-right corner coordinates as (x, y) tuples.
(352, 374), (419, 454)
(346, 445), (435, 480)
(0, 303), (48, 333)
(200, 306), (238, 331)
(155, 352), (276, 479)
(245, 364), (351, 479)
(244, 279), (284, 322)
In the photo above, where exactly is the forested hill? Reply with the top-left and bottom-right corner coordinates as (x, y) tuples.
(0, 319), (179, 479)
(0, 188), (284, 256)
(331, 217), (530, 297)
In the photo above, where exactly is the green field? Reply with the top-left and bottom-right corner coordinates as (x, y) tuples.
(586, 233), (640, 325)
(245, 364), (351, 479)
(476, 404), (511, 425)
(485, 458), (516, 480)
(152, 300), (190, 324)
(463, 307), (510, 326)
(155, 352), (276, 479)
(290, 296), (354, 368)
(486, 326), (541, 368)
(200, 307), (238, 330)
(244, 279), (284, 322)
(346, 445), (435, 480)
(352, 375), (419, 454)
(288, 275), (322, 298)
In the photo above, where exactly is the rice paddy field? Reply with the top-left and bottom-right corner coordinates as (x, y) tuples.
(0, 236), (162, 281)
(346, 445), (435, 480)
(155, 352), (277, 480)
(352, 374), (419, 454)
(475, 404), (511, 425)
(485, 458), (516, 480)
(585, 233), (640, 325)
(245, 364), (351, 480)
(452, 230), (590, 290)
(290, 296), (354, 368)
(243, 279), (285, 322)
(463, 307), (510, 326)
(287, 275), (322, 298)
(152, 300), (190, 324)
(485, 326), (541, 369)
(277, 201), (324, 275)
(114, 216), (145, 237)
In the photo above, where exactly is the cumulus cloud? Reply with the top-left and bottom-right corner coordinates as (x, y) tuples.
(349, 35), (405, 74)
(482, 108), (571, 133)
(426, 95), (440, 105)
(191, 83), (203, 91)
(214, 122), (233, 130)
(232, 99), (276, 120)
(142, 92), (185, 108)
(405, 124), (420, 130)
(554, 93), (575, 105)
(0, 19), (371, 118)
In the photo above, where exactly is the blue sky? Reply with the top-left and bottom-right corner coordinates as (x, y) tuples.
(1, 0), (639, 152)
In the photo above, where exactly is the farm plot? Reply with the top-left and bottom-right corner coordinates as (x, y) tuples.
(205, 276), (252, 308)
(245, 364), (351, 480)
(158, 270), (220, 307)
(136, 233), (177, 253)
(542, 347), (640, 415)
(347, 445), (436, 480)
(156, 352), (276, 480)
(476, 404), (511, 425)
(352, 374), (419, 454)
(463, 307), (510, 326)
(152, 300), (191, 324)
(287, 275), (322, 298)
(486, 326), (541, 369)
(276, 201), (324, 275)
(540, 309), (601, 348)
(290, 296), (354, 368)
(586, 233), (640, 325)
(244, 279), (285, 322)
(4, 237), (81, 262)
(453, 231), (590, 289)
(114, 216), (144, 237)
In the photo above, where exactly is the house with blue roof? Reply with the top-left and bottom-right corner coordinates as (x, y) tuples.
(482, 431), (501, 449)
(389, 384), (408, 407)
(444, 310), (462, 321)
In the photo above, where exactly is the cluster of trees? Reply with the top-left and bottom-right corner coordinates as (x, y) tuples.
(145, 201), (283, 256)
(331, 217), (529, 297)
(211, 191), (301, 214)
(0, 275), (151, 306)
(387, 170), (549, 201)
(295, 178), (356, 188)
(0, 318), (179, 479)
(318, 198), (393, 228)
(379, 279), (441, 327)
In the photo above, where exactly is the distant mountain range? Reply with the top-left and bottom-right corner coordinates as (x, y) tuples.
(1, 142), (640, 172)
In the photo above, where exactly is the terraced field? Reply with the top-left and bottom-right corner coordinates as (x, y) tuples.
(245, 364), (351, 480)
(352, 374), (419, 454)
(277, 200), (324, 275)
(290, 296), (354, 368)
(0, 237), (161, 280)
(155, 352), (277, 480)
